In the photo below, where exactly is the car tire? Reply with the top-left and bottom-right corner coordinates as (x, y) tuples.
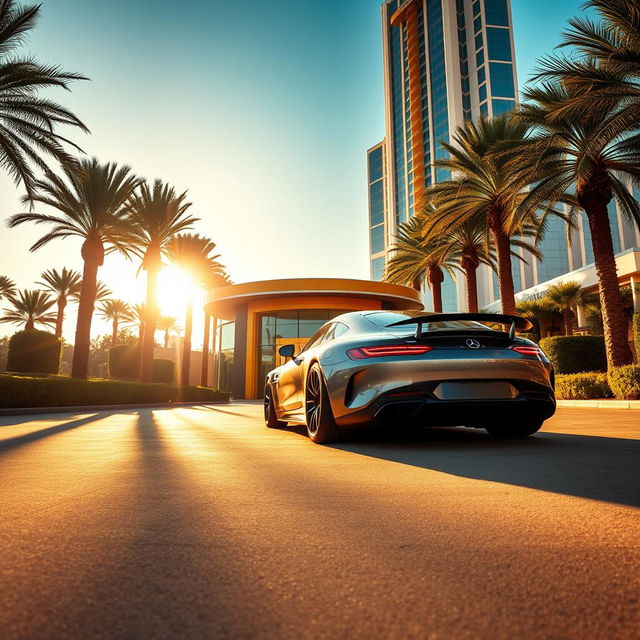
(305, 363), (342, 444)
(264, 383), (286, 429)
(485, 419), (543, 438)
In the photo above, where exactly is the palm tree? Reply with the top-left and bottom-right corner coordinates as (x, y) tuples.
(543, 281), (584, 336)
(514, 82), (639, 366)
(69, 280), (112, 304)
(199, 271), (231, 387)
(534, 0), (640, 130)
(99, 299), (132, 346)
(167, 234), (226, 387)
(157, 315), (180, 348)
(8, 158), (141, 378)
(516, 299), (558, 339)
(131, 304), (147, 340)
(127, 179), (198, 382)
(1, 289), (56, 330)
(385, 216), (457, 312)
(38, 267), (82, 338)
(0, 275), (16, 300)
(418, 115), (566, 315)
(0, 1), (88, 199)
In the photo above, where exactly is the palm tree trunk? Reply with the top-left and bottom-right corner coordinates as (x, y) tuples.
(181, 297), (193, 387)
(200, 312), (210, 387)
(462, 258), (479, 313)
(563, 309), (573, 336)
(164, 330), (169, 348)
(71, 257), (99, 378)
(25, 319), (34, 331)
(140, 266), (159, 383)
(492, 227), (517, 315)
(428, 266), (444, 313)
(112, 318), (119, 346)
(54, 296), (66, 338)
(584, 200), (633, 366)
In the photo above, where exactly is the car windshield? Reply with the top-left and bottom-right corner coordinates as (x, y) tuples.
(363, 311), (497, 335)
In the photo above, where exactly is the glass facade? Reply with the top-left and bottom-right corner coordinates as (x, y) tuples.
(216, 320), (235, 393)
(368, 142), (386, 277)
(256, 310), (346, 390)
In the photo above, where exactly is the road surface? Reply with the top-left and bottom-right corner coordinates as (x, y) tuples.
(0, 404), (638, 639)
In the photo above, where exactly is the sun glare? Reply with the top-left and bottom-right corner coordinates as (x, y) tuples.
(157, 266), (203, 319)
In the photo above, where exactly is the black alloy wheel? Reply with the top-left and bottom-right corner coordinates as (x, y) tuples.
(305, 364), (342, 443)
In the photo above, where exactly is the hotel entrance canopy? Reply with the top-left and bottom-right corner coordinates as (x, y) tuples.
(203, 278), (423, 399)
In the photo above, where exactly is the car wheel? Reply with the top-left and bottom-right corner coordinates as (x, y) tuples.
(485, 419), (543, 438)
(264, 383), (286, 429)
(305, 364), (342, 444)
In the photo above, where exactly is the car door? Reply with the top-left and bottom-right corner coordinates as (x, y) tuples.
(276, 324), (332, 413)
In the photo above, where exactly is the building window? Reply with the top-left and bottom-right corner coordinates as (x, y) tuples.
(371, 256), (385, 281)
(368, 146), (383, 182)
(487, 27), (512, 62)
(369, 180), (384, 226)
(371, 224), (385, 254)
(489, 62), (515, 97)
(492, 98), (515, 115)
(483, 0), (509, 26)
(216, 321), (235, 393)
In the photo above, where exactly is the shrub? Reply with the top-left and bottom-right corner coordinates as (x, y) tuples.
(108, 343), (140, 379)
(633, 312), (640, 362)
(152, 358), (175, 384)
(539, 335), (606, 374)
(555, 372), (612, 400)
(6, 330), (61, 374)
(109, 345), (175, 383)
(0, 374), (230, 409)
(608, 365), (640, 400)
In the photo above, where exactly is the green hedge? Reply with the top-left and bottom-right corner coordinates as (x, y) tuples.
(0, 374), (230, 409)
(555, 372), (612, 400)
(633, 312), (640, 362)
(6, 330), (61, 374)
(539, 335), (607, 374)
(608, 365), (640, 400)
(108, 344), (175, 383)
(152, 358), (175, 384)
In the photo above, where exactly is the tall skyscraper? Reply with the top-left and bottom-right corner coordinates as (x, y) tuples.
(368, 0), (518, 309)
(368, 0), (640, 317)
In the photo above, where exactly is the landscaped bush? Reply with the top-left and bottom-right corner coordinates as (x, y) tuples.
(539, 335), (606, 374)
(633, 312), (640, 362)
(108, 344), (175, 383)
(108, 344), (141, 379)
(555, 372), (612, 400)
(152, 358), (175, 384)
(0, 374), (230, 409)
(6, 330), (61, 374)
(608, 365), (640, 400)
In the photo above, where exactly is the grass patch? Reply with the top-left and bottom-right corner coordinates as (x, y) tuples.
(0, 374), (230, 409)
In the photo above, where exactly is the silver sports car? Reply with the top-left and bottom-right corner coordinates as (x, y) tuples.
(264, 310), (556, 443)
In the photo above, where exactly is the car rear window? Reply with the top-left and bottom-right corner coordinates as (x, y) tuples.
(363, 312), (494, 334)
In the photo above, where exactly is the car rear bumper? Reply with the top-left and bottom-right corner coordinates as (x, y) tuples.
(334, 380), (556, 428)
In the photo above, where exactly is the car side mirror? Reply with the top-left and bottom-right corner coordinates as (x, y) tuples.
(278, 344), (296, 360)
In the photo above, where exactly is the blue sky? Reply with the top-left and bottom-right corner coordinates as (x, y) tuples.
(0, 0), (586, 340)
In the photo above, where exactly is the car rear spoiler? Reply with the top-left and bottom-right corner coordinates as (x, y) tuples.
(387, 313), (533, 340)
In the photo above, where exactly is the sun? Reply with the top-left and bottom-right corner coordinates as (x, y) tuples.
(157, 265), (203, 319)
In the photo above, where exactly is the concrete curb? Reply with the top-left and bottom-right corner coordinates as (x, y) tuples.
(557, 399), (640, 409)
(0, 401), (230, 417)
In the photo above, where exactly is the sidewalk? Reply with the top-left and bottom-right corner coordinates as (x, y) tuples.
(557, 399), (640, 409)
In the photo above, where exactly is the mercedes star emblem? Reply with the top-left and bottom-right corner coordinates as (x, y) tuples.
(465, 338), (481, 349)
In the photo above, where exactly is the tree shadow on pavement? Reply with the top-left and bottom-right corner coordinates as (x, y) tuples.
(329, 427), (640, 508)
(0, 413), (106, 452)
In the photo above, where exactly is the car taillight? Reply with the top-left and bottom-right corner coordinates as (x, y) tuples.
(511, 345), (543, 356)
(347, 345), (433, 360)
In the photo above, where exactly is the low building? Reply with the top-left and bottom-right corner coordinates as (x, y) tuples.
(203, 278), (423, 399)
